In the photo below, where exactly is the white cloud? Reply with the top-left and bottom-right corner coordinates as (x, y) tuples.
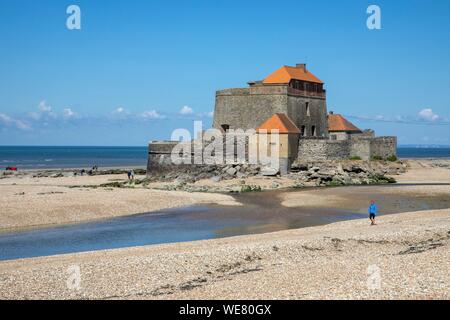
(418, 108), (439, 121)
(29, 100), (56, 120)
(113, 107), (127, 114)
(141, 110), (165, 119)
(63, 108), (76, 119)
(111, 107), (132, 119)
(38, 100), (52, 113)
(0, 113), (12, 124)
(196, 111), (214, 118)
(15, 119), (30, 130)
(0, 113), (30, 130)
(179, 105), (194, 115)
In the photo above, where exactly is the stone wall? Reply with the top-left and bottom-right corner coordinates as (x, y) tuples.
(298, 139), (350, 161)
(147, 141), (186, 174)
(298, 136), (397, 162)
(297, 139), (328, 161)
(350, 139), (371, 160)
(213, 86), (288, 131)
(147, 134), (252, 176)
(327, 140), (351, 160)
(286, 94), (328, 138)
(370, 137), (397, 159)
(149, 135), (397, 175)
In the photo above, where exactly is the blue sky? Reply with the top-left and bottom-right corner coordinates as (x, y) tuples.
(0, 0), (449, 146)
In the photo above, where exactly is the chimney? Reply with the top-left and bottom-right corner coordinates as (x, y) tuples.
(296, 63), (307, 72)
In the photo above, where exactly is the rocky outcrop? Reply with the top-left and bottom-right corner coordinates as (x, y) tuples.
(144, 160), (406, 192)
(287, 160), (405, 187)
(146, 164), (262, 184)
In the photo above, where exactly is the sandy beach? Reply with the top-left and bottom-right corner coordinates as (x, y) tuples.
(394, 159), (450, 184)
(0, 159), (449, 299)
(1, 159), (448, 230)
(0, 172), (239, 230)
(282, 184), (450, 208)
(0, 209), (448, 299)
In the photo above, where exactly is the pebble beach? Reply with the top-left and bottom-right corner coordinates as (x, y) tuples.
(0, 209), (448, 299)
(0, 159), (449, 299)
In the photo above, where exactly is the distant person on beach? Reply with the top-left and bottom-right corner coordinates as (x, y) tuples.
(127, 170), (132, 181)
(130, 169), (135, 181)
(368, 200), (377, 225)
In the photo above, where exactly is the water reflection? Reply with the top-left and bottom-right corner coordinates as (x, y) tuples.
(1, 185), (449, 261)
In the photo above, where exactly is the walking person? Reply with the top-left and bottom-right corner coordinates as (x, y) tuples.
(368, 200), (377, 225)
(127, 170), (132, 181)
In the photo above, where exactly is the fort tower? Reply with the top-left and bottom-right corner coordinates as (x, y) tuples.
(213, 64), (328, 138)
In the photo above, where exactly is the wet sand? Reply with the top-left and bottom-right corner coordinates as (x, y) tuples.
(282, 184), (450, 210)
(3, 183), (450, 261)
(395, 159), (450, 184)
(1, 159), (450, 231)
(0, 173), (239, 230)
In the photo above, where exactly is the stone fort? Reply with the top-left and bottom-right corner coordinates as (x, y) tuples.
(148, 64), (397, 174)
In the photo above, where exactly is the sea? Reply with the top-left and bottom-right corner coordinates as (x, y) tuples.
(0, 145), (450, 170)
(0, 146), (148, 169)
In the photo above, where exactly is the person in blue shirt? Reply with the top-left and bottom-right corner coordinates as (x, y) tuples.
(368, 200), (377, 225)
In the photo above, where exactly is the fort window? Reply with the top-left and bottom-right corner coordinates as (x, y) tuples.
(221, 124), (230, 132)
(306, 102), (310, 116)
(311, 125), (317, 136)
(291, 80), (302, 90)
(301, 125), (306, 137)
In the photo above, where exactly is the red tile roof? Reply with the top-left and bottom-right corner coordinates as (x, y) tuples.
(263, 65), (323, 85)
(256, 113), (300, 134)
(328, 114), (362, 133)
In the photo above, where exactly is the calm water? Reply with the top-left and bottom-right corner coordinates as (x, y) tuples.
(397, 147), (450, 159)
(0, 146), (147, 169)
(1, 185), (450, 261)
(1, 146), (449, 170)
